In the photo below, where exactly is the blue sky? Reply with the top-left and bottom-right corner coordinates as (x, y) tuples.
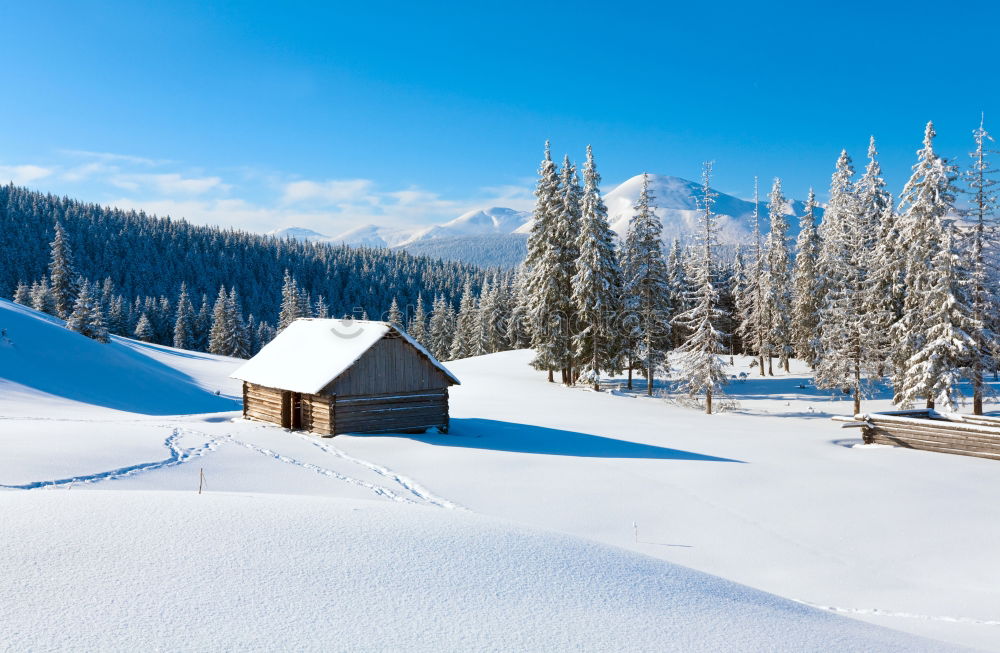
(1, 1), (996, 233)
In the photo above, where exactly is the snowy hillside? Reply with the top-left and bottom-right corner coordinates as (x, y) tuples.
(395, 206), (532, 246)
(0, 299), (993, 651)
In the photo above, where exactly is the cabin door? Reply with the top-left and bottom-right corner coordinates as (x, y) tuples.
(290, 393), (303, 430)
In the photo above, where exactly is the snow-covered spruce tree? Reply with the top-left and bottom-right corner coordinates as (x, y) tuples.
(506, 267), (533, 350)
(815, 149), (871, 414)
(673, 162), (728, 414)
(449, 280), (482, 360)
(893, 122), (976, 409)
(106, 296), (128, 336)
(737, 178), (767, 374)
(255, 320), (276, 351)
(387, 297), (403, 326)
(665, 239), (687, 348)
(48, 223), (79, 319)
(278, 271), (304, 330)
(855, 137), (897, 377)
(428, 294), (456, 360)
(521, 142), (563, 380)
(134, 313), (155, 343)
(478, 276), (506, 353)
(964, 117), (999, 413)
(408, 295), (428, 345)
(12, 282), (29, 305)
(762, 178), (794, 373)
(173, 282), (195, 350)
(791, 188), (822, 366)
(552, 155), (583, 384)
(314, 295), (330, 319)
(30, 278), (55, 316)
(227, 288), (251, 359)
(208, 286), (233, 356)
(571, 145), (624, 390)
(621, 173), (672, 396)
(194, 294), (212, 351)
(66, 281), (109, 343)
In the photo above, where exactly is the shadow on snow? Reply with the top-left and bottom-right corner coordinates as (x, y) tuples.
(371, 418), (743, 462)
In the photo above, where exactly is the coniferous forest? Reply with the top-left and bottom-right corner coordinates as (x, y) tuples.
(5, 120), (997, 418)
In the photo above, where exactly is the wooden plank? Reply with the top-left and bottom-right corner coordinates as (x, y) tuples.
(867, 415), (1000, 437)
(336, 401), (447, 416)
(867, 422), (1000, 446)
(869, 432), (1000, 455)
(334, 392), (447, 406)
(867, 434), (1000, 461)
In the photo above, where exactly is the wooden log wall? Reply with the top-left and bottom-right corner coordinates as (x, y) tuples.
(244, 382), (290, 427)
(333, 389), (449, 435)
(303, 394), (334, 436)
(861, 412), (1000, 461)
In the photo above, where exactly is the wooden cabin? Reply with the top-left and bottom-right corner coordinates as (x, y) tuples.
(231, 319), (460, 436)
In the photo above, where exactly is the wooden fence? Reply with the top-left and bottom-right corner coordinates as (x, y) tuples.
(835, 409), (1000, 461)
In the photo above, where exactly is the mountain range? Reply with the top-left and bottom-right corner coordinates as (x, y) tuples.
(269, 174), (823, 267)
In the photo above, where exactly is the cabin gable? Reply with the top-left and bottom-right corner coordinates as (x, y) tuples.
(323, 334), (454, 397)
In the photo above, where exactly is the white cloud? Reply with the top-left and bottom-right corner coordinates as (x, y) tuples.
(282, 179), (376, 204)
(0, 165), (53, 185)
(110, 173), (227, 195)
(6, 148), (537, 236)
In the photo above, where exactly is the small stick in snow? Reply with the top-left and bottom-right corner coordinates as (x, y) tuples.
(198, 468), (206, 495)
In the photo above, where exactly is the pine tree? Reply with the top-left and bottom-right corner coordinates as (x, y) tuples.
(428, 294), (455, 360)
(29, 278), (56, 316)
(737, 178), (767, 374)
(791, 188), (822, 366)
(195, 294), (212, 351)
(522, 142), (560, 378)
(621, 173), (672, 395)
(858, 138), (899, 379)
(255, 320), (276, 352)
(134, 313), (155, 342)
(387, 297), (402, 326)
(506, 267), (532, 350)
(408, 295), (428, 345)
(314, 295), (330, 319)
(815, 150), (868, 413)
(673, 162), (728, 414)
(893, 122), (974, 409)
(66, 281), (109, 343)
(12, 282), (29, 305)
(48, 223), (79, 319)
(964, 116), (999, 414)
(228, 287), (250, 359)
(666, 239), (687, 348)
(449, 281), (482, 360)
(571, 145), (623, 389)
(107, 296), (127, 335)
(760, 178), (793, 373)
(209, 286), (232, 356)
(173, 282), (195, 350)
(278, 271), (304, 330)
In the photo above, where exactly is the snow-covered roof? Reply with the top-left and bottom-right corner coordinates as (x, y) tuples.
(230, 318), (459, 394)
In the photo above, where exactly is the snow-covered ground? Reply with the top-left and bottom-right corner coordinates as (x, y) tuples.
(1, 298), (996, 651)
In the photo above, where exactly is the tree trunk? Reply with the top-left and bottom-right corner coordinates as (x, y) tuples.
(853, 361), (861, 416)
(627, 365), (633, 390)
(547, 368), (554, 383)
(767, 355), (774, 376)
(646, 366), (653, 397)
(758, 354), (765, 376)
(783, 357), (790, 373)
(973, 366), (984, 415)
(926, 396), (935, 410)
(706, 387), (712, 415)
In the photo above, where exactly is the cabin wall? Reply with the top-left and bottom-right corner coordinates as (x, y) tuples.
(332, 389), (449, 435)
(243, 382), (335, 435)
(244, 382), (290, 427)
(324, 335), (453, 397)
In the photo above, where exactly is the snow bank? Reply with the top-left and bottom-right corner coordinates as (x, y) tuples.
(0, 492), (954, 653)
(0, 299), (240, 414)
